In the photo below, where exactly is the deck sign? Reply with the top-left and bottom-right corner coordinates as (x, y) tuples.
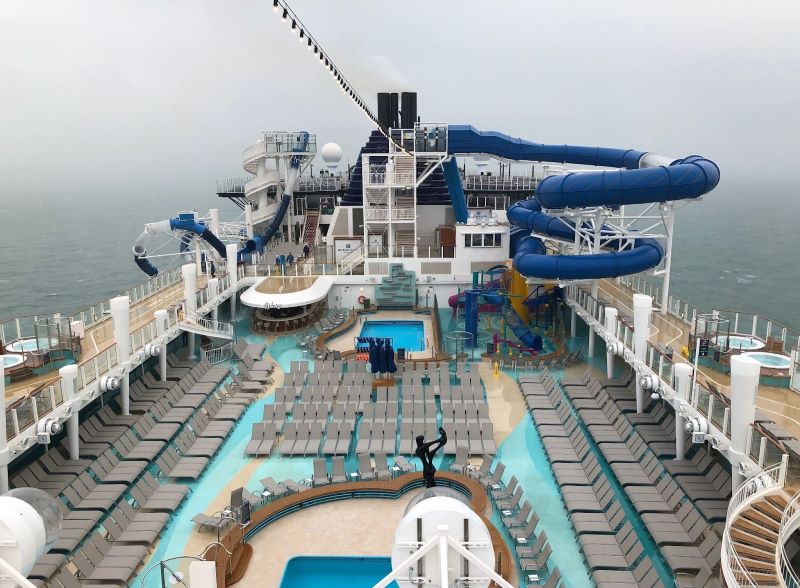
(698, 339), (710, 357)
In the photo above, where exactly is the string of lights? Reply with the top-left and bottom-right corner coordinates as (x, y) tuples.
(271, 0), (409, 153)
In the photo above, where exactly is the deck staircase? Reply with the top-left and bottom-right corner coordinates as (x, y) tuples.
(179, 313), (234, 340)
(375, 264), (416, 309)
(303, 209), (319, 247)
(728, 493), (787, 586)
(395, 229), (415, 257)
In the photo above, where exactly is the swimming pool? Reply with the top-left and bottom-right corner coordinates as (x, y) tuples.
(742, 352), (792, 369)
(1, 354), (24, 368)
(279, 556), (395, 588)
(360, 320), (425, 352)
(711, 334), (765, 351)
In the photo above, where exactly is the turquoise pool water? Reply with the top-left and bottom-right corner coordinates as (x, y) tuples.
(279, 556), (396, 588)
(360, 320), (425, 352)
(497, 401), (593, 588)
(6, 337), (40, 352)
(1, 354), (24, 368)
(743, 351), (792, 368)
(712, 334), (764, 351)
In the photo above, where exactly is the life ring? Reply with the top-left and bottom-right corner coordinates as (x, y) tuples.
(358, 295), (367, 304)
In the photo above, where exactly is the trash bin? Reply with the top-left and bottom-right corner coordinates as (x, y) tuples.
(397, 348), (405, 361)
(363, 298), (371, 310)
(486, 342), (494, 355)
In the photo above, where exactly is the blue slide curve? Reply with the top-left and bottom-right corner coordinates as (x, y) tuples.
(133, 214), (228, 277)
(447, 126), (720, 280)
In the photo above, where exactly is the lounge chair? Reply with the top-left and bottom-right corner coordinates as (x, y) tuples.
(191, 514), (230, 531)
(374, 453), (392, 480)
(331, 456), (347, 483)
(313, 458), (329, 486)
(357, 454), (375, 481)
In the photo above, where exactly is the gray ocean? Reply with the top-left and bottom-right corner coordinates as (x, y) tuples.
(0, 177), (797, 330)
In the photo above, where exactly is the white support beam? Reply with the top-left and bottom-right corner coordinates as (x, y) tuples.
(0, 363), (7, 493)
(110, 295), (131, 415)
(59, 364), (80, 460)
(730, 355), (761, 491)
(154, 309), (169, 381)
(632, 294), (653, 413)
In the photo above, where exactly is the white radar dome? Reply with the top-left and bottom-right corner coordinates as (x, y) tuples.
(320, 142), (342, 170)
(473, 155), (490, 168)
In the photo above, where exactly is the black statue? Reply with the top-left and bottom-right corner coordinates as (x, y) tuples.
(414, 427), (448, 488)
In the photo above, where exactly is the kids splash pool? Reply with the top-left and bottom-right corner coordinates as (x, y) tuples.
(279, 556), (395, 588)
(1, 354), (24, 368)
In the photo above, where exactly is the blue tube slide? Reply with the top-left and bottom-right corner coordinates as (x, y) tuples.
(132, 213), (228, 277)
(447, 126), (719, 280)
(237, 132), (310, 261)
(441, 158), (469, 223)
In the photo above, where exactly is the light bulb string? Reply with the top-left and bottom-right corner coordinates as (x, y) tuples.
(273, 0), (410, 155)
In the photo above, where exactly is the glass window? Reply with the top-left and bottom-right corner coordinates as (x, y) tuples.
(472, 234), (483, 247)
(464, 235), (471, 248)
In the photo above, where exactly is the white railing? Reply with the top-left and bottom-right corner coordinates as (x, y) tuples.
(180, 313), (234, 339)
(722, 459), (787, 588)
(779, 488), (800, 587)
(201, 342), (234, 365)
(463, 175), (536, 192)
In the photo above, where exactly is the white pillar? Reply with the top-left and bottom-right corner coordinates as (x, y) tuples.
(0, 363), (8, 492)
(730, 355), (761, 491)
(154, 309), (168, 381)
(570, 217), (582, 340)
(59, 364), (81, 460)
(660, 203), (675, 315)
(673, 363), (693, 461)
(209, 208), (220, 237)
(604, 308), (619, 379)
(182, 264), (197, 314)
(110, 295), (131, 415)
(226, 243), (239, 319)
(208, 278), (220, 322)
(588, 212), (603, 358)
(633, 293), (653, 414)
(244, 204), (254, 239)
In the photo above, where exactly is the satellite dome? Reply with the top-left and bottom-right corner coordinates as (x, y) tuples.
(320, 143), (342, 170)
(473, 155), (490, 168)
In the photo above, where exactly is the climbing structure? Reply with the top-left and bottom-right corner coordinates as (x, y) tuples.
(375, 264), (416, 310)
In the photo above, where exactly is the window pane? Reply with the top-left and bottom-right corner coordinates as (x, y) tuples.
(473, 234), (483, 247)
(464, 235), (471, 247)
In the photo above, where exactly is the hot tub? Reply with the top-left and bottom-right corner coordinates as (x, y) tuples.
(711, 334), (765, 351)
(1, 354), (24, 369)
(742, 352), (792, 370)
(5, 337), (40, 353)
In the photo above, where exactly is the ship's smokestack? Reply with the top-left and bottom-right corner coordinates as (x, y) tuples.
(377, 92), (392, 130)
(377, 91), (407, 129)
(401, 92), (417, 129)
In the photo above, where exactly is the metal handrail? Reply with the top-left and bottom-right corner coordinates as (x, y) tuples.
(722, 461), (786, 587)
(778, 488), (800, 587)
(180, 312), (234, 338)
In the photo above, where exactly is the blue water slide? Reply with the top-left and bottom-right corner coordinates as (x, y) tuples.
(441, 157), (469, 223)
(447, 126), (719, 280)
(133, 213), (228, 277)
(237, 132), (310, 261)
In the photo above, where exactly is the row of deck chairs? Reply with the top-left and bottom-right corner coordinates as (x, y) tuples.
(465, 458), (562, 587)
(355, 420), (398, 455)
(23, 357), (245, 586)
(522, 370), (721, 587)
(319, 308), (348, 332)
(312, 454), (414, 486)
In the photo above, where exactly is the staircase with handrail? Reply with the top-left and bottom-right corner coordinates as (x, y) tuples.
(722, 460), (790, 587)
(178, 312), (234, 340)
(303, 208), (320, 247)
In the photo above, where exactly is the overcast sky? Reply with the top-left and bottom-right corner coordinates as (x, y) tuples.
(1, 0), (799, 199)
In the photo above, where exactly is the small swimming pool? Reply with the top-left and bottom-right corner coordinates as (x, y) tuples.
(360, 320), (425, 352)
(279, 556), (395, 588)
(1, 354), (24, 368)
(742, 352), (792, 369)
(712, 334), (765, 351)
(6, 337), (40, 353)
